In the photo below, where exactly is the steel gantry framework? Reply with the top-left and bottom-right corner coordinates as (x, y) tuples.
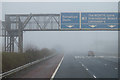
(1, 13), (118, 53)
(2, 14), (60, 53)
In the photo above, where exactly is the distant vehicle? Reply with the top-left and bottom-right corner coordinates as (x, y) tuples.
(88, 51), (95, 57)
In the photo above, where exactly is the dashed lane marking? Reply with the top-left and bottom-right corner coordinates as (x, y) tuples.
(93, 75), (96, 78)
(82, 64), (84, 67)
(86, 68), (88, 70)
(79, 61), (97, 78)
(114, 68), (118, 70)
(104, 64), (107, 66)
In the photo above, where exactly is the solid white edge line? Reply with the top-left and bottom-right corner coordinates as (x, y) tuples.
(50, 56), (64, 79)
(2, 54), (56, 78)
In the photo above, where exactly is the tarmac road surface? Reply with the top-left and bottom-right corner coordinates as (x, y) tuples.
(54, 53), (118, 78)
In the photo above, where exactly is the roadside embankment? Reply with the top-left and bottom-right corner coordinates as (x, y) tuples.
(2, 48), (56, 73)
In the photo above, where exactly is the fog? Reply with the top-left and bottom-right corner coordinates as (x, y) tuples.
(2, 2), (118, 56)
(23, 31), (118, 56)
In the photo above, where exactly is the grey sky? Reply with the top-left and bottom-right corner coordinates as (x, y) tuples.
(2, 2), (118, 20)
(2, 2), (118, 56)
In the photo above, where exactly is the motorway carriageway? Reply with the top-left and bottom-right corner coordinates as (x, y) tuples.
(54, 54), (118, 78)
(7, 53), (118, 78)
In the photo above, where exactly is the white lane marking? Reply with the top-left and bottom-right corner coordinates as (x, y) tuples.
(93, 75), (96, 78)
(104, 64), (107, 66)
(114, 68), (118, 70)
(75, 56), (88, 59)
(75, 56), (77, 59)
(79, 62), (97, 78)
(75, 56), (80, 59)
(51, 56), (64, 79)
(82, 64), (84, 67)
(79, 62), (84, 67)
(86, 68), (88, 70)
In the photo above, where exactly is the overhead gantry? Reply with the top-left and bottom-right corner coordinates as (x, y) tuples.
(2, 14), (60, 53)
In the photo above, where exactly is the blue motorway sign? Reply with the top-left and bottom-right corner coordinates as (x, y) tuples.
(61, 13), (80, 29)
(61, 12), (118, 30)
(81, 12), (118, 29)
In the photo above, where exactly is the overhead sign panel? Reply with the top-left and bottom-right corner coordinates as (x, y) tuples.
(61, 12), (118, 30)
(81, 12), (118, 29)
(61, 13), (80, 29)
